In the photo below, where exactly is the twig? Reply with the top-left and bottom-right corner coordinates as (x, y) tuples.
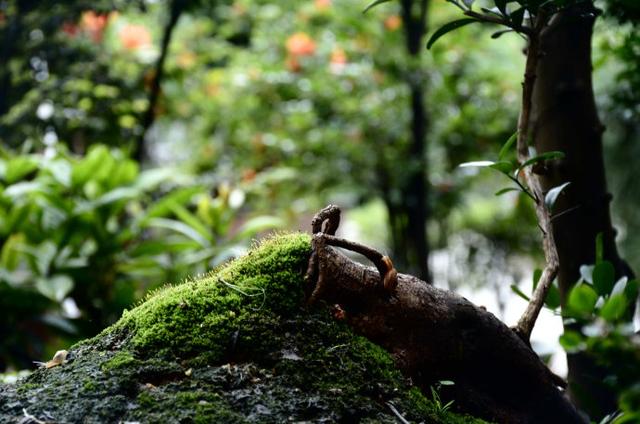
(386, 401), (411, 424)
(135, 0), (184, 162)
(21, 408), (46, 424)
(463, 10), (534, 37)
(514, 9), (560, 342)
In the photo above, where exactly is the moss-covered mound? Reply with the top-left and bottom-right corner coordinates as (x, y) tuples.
(0, 233), (485, 423)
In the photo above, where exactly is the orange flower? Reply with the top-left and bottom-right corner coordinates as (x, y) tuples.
(329, 47), (347, 73)
(315, 0), (332, 11)
(62, 21), (79, 37)
(81, 11), (109, 42)
(286, 32), (316, 57)
(330, 47), (347, 65)
(384, 15), (402, 31)
(119, 23), (152, 50)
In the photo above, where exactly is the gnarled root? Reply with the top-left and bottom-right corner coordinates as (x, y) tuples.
(304, 205), (585, 424)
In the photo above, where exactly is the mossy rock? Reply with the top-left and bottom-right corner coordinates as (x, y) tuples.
(0, 233), (485, 423)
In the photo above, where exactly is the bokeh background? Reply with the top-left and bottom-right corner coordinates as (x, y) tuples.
(0, 0), (637, 379)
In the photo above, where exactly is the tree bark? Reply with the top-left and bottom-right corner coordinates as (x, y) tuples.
(531, 2), (635, 418)
(386, 0), (430, 282)
(306, 224), (586, 423)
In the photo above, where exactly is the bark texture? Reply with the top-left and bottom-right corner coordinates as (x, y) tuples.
(385, 0), (430, 282)
(531, 3), (634, 417)
(307, 242), (585, 423)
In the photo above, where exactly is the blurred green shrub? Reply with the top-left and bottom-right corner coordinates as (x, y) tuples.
(557, 241), (640, 423)
(0, 143), (283, 370)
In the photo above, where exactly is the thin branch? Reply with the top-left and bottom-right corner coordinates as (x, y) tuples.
(134, 0), (184, 162)
(463, 10), (534, 36)
(514, 10), (559, 341)
(386, 402), (411, 424)
(508, 174), (535, 201)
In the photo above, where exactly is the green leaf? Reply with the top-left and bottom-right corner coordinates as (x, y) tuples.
(72, 145), (111, 187)
(130, 239), (199, 257)
(36, 275), (74, 302)
(495, 187), (521, 196)
(511, 284), (530, 302)
(143, 187), (202, 221)
(510, 7), (525, 27)
(544, 182), (570, 212)
(559, 330), (584, 353)
(43, 159), (72, 187)
(427, 19), (478, 50)
(169, 203), (213, 244)
(567, 284), (598, 317)
(498, 131), (518, 160)
(595, 232), (603, 264)
(545, 283), (561, 310)
(1, 233), (25, 271)
(144, 218), (211, 248)
(5, 156), (39, 184)
(363, 0), (392, 13)
(33, 241), (57, 276)
(4, 181), (46, 199)
(234, 216), (285, 241)
(532, 268), (542, 290)
(579, 264), (594, 284)
(488, 161), (514, 174)
(624, 279), (639, 300)
(495, 0), (507, 15)
(459, 160), (495, 168)
(516, 151), (565, 175)
(592, 261), (615, 296)
(599, 293), (628, 322)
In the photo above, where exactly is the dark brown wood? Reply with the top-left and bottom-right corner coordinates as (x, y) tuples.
(530, 3), (634, 417)
(305, 206), (585, 424)
(308, 244), (585, 424)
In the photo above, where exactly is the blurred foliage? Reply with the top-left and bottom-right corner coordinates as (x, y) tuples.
(597, 1), (640, 274)
(558, 250), (640, 423)
(0, 143), (283, 369)
(0, 0), (637, 383)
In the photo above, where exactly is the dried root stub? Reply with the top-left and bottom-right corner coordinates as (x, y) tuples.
(305, 204), (398, 304)
(303, 205), (586, 424)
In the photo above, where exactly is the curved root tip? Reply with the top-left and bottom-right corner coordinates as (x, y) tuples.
(381, 256), (398, 292)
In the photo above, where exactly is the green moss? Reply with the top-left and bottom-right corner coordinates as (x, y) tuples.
(0, 233), (487, 423)
(101, 350), (137, 372)
(110, 232), (311, 359)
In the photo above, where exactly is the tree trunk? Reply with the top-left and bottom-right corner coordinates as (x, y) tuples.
(531, 2), (634, 418)
(387, 0), (430, 282)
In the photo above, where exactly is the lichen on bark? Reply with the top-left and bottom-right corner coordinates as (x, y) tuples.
(0, 233), (483, 424)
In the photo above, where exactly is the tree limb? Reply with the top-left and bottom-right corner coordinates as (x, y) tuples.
(512, 10), (561, 342)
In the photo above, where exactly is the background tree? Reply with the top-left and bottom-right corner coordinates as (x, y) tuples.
(427, 0), (638, 419)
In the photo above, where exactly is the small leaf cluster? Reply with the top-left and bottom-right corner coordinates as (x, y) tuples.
(561, 236), (638, 326)
(459, 130), (568, 210)
(424, 0), (586, 49)
(558, 235), (640, 423)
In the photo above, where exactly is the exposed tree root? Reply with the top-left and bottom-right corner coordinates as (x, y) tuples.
(305, 205), (586, 424)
